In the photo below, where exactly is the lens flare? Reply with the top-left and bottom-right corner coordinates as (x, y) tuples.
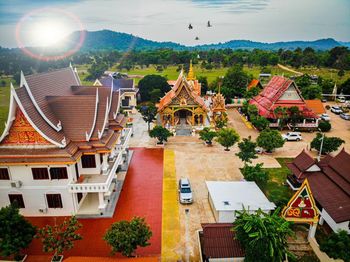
(15, 8), (86, 61)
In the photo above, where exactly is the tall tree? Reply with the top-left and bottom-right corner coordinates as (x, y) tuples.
(197, 76), (209, 95)
(0, 204), (36, 260)
(221, 65), (252, 101)
(236, 136), (257, 164)
(310, 133), (344, 155)
(216, 128), (240, 151)
(257, 129), (285, 153)
(104, 217), (152, 257)
(137, 103), (158, 131)
(138, 75), (170, 102)
(234, 208), (294, 262)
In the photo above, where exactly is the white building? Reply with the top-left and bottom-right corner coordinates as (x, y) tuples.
(0, 66), (132, 217)
(94, 74), (138, 114)
(206, 181), (276, 223)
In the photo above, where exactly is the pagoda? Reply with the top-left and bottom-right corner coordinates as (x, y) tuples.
(157, 61), (208, 127)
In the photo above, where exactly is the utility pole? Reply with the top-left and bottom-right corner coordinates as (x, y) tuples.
(317, 131), (325, 162)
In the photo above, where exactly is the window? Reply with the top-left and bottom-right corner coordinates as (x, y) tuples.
(81, 155), (96, 168)
(9, 194), (25, 208)
(50, 167), (68, 180)
(77, 193), (83, 203)
(0, 168), (9, 180)
(122, 96), (131, 107)
(32, 168), (49, 180)
(46, 194), (63, 208)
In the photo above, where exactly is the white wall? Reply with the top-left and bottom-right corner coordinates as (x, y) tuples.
(0, 164), (78, 216)
(321, 208), (350, 233)
(218, 209), (273, 223)
(210, 257), (244, 262)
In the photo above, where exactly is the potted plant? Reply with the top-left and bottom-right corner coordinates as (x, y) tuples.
(35, 216), (82, 262)
(149, 125), (173, 146)
(199, 127), (217, 146)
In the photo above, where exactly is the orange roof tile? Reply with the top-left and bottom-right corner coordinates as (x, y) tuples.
(247, 79), (260, 90)
(305, 100), (326, 114)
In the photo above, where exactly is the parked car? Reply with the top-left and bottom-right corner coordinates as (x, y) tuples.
(320, 113), (331, 121)
(321, 98), (327, 103)
(330, 106), (343, 114)
(340, 113), (350, 120)
(255, 147), (263, 154)
(282, 132), (302, 141)
(178, 178), (193, 204)
(338, 96), (346, 103)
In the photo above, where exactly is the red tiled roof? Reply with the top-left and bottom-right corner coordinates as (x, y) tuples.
(290, 149), (350, 223)
(201, 223), (245, 259)
(249, 76), (316, 119)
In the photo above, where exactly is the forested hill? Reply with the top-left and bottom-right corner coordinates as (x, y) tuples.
(64, 30), (348, 51)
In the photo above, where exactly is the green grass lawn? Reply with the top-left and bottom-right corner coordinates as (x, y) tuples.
(260, 158), (294, 207)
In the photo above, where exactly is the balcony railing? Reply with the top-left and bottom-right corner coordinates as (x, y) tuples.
(68, 152), (123, 193)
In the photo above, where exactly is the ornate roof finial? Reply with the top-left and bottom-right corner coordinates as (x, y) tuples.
(187, 60), (195, 81)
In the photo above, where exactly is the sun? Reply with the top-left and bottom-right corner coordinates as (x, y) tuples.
(30, 20), (68, 46)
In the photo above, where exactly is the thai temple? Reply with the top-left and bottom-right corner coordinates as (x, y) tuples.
(157, 61), (226, 132)
(0, 66), (132, 216)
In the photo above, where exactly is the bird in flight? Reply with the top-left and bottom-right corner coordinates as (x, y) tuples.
(207, 21), (212, 27)
(188, 23), (193, 30)
(195, 36), (199, 40)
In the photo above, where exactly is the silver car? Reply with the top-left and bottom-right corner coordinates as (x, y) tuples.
(179, 178), (193, 204)
(340, 113), (350, 121)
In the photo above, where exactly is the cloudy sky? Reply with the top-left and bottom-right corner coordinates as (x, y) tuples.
(0, 0), (349, 48)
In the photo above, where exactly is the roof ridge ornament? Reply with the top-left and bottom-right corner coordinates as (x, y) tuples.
(187, 59), (196, 81)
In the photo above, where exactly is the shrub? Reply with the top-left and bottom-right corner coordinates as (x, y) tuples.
(318, 121), (331, 132)
(241, 163), (269, 186)
(311, 133), (344, 155)
(199, 127), (217, 145)
(325, 105), (330, 110)
(104, 217), (152, 257)
(149, 125), (173, 144)
(320, 230), (350, 262)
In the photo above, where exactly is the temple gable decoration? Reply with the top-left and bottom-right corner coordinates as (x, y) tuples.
(2, 108), (50, 145)
(282, 179), (319, 223)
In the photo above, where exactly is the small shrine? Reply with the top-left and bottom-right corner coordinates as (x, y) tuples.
(210, 84), (227, 124)
(282, 179), (319, 239)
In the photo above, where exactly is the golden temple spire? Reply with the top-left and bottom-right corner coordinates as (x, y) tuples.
(187, 60), (195, 81)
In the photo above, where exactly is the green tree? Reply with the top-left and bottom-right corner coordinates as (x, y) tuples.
(340, 77), (350, 95)
(234, 208), (294, 262)
(247, 104), (258, 120)
(197, 76), (209, 95)
(36, 216), (82, 261)
(216, 128), (240, 151)
(288, 106), (303, 128)
(251, 116), (269, 131)
(244, 86), (260, 99)
(241, 163), (269, 186)
(214, 112), (228, 129)
(149, 125), (173, 144)
(257, 129), (285, 153)
(310, 133), (344, 155)
(149, 88), (162, 103)
(320, 230), (350, 262)
(236, 136), (257, 164)
(221, 65), (252, 101)
(273, 107), (288, 129)
(87, 62), (108, 80)
(138, 75), (170, 102)
(318, 121), (331, 132)
(137, 103), (158, 131)
(0, 204), (36, 260)
(104, 217), (152, 257)
(317, 77), (335, 94)
(199, 127), (217, 145)
(302, 85), (322, 99)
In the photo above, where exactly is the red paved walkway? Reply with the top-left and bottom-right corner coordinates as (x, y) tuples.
(25, 148), (163, 259)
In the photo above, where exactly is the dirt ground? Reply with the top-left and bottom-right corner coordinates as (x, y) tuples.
(129, 106), (350, 261)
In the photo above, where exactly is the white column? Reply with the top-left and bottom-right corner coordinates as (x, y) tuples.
(98, 192), (106, 209)
(101, 154), (109, 175)
(308, 223), (317, 239)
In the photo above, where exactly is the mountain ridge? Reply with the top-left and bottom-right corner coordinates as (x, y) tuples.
(60, 29), (350, 51)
